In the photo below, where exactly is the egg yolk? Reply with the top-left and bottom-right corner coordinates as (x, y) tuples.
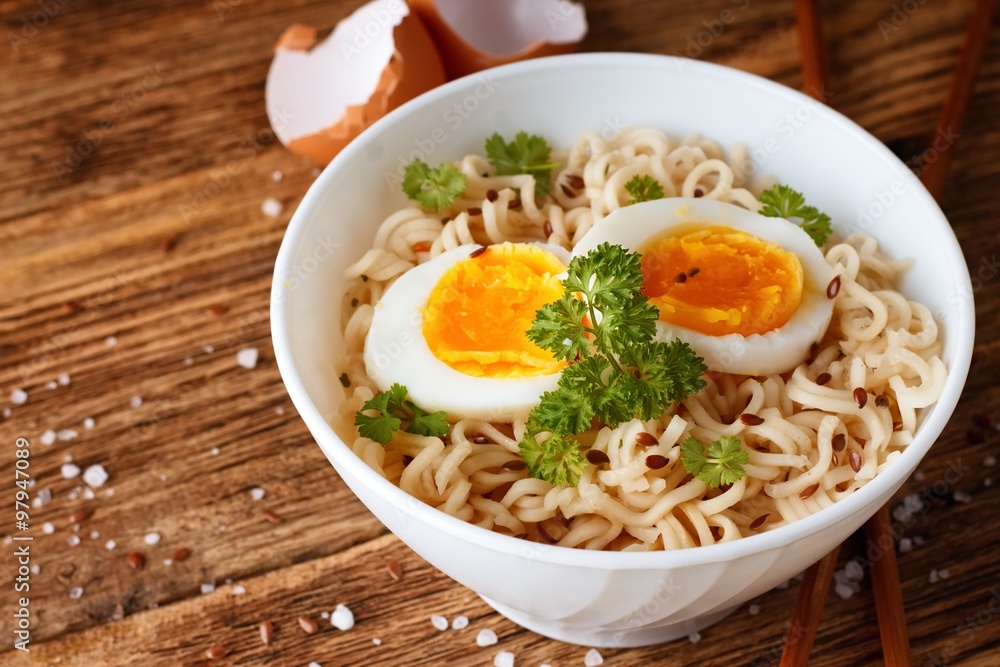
(423, 243), (567, 378)
(639, 226), (803, 337)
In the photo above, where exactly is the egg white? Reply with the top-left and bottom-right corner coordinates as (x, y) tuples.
(364, 243), (571, 423)
(571, 197), (835, 376)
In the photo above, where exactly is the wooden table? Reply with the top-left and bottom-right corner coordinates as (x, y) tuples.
(1, 1), (998, 665)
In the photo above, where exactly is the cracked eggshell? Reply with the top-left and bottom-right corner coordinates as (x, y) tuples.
(409, 0), (588, 80)
(266, 0), (446, 165)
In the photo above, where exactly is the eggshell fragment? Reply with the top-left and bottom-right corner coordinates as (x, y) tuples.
(409, 0), (588, 79)
(266, 0), (446, 165)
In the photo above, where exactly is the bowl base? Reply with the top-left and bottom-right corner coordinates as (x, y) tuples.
(479, 595), (740, 648)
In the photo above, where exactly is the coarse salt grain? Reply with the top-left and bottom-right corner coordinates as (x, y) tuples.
(89, 530), (99, 539)
(845, 560), (864, 581)
(40, 430), (57, 446)
(929, 569), (940, 584)
(201, 583), (215, 594)
(83, 417), (95, 430)
(43, 522), (54, 534)
(585, 648), (605, 666)
(144, 532), (161, 545)
(431, 615), (449, 631)
(331, 604), (355, 631)
(130, 396), (143, 409)
(183, 356), (194, 366)
(30, 564), (40, 575)
(32, 488), (51, 508)
(953, 491), (972, 504)
(61, 463), (81, 479)
(321, 611), (330, 619)
(105, 336), (117, 346)
(372, 638), (382, 646)
(898, 537), (913, 554)
(476, 629), (498, 647)
(1, 408), (9, 418)
(250, 487), (266, 501)
(82, 487), (95, 500)
(204, 344), (214, 354)
(985, 456), (997, 467)
(210, 447), (219, 456)
(67, 535), (80, 547)
(308, 663), (321, 667)
(749, 604), (761, 615)
(237, 347), (259, 369)
(83, 464), (109, 488)
(261, 197), (284, 217)
(939, 568), (950, 579)
(272, 170), (283, 182)
(494, 651), (515, 667)
(105, 540), (117, 550)
(11, 388), (28, 405)
(58, 429), (78, 441)
(688, 632), (702, 644)
(835, 582), (855, 599)
(232, 585), (246, 595)
(45, 380), (58, 390)
(451, 615), (469, 630)
(69, 587), (83, 599)
(58, 373), (71, 386)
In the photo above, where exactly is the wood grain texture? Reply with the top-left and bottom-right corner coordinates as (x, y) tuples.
(1, 0), (998, 665)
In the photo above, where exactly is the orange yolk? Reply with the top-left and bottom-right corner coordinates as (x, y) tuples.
(423, 244), (567, 377)
(639, 226), (803, 337)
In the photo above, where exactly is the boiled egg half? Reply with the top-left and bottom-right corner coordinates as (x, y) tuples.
(572, 198), (836, 376)
(364, 242), (570, 422)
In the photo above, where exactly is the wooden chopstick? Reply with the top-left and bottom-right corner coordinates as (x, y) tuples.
(920, 0), (999, 199)
(780, 1), (997, 665)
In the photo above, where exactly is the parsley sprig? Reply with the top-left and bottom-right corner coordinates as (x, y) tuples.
(624, 175), (665, 205)
(402, 159), (466, 211)
(484, 132), (560, 196)
(519, 243), (708, 486)
(680, 435), (749, 487)
(354, 383), (449, 445)
(758, 184), (832, 247)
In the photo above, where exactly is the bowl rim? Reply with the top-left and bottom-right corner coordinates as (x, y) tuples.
(270, 52), (975, 569)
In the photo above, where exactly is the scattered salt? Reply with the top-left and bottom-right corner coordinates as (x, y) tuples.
(913, 470), (925, 482)
(275, 407), (285, 416)
(183, 356), (194, 366)
(308, 663), (321, 667)
(105, 540), (117, 550)
(250, 487), (266, 501)
(476, 629), (498, 647)
(144, 532), (161, 545)
(211, 447), (219, 456)
(271, 170), (283, 182)
(372, 638), (382, 646)
(913, 535), (925, 546)
(130, 396), (143, 409)
(237, 347), (259, 369)
(45, 380), (58, 390)
(321, 611), (330, 619)
(776, 580), (790, 590)
(985, 478), (993, 488)
(845, 560), (864, 582)
(261, 197), (284, 217)
(67, 535), (80, 547)
(32, 488), (51, 508)
(431, 615), (449, 631)
(585, 648), (605, 666)
(58, 373), (70, 386)
(939, 568), (950, 579)
(834, 583), (855, 599)
(11, 388), (27, 405)
(69, 587), (83, 599)
(43, 522), (55, 534)
(61, 463), (81, 479)
(688, 632), (702, 644)
(89, 530), (99, 540)
(105, 336), (117, 346)
(40, 430), (57, 446)
(201, 583), (215, 594)
(494, 651), (515, 667)
(953, 491), (972, 504)
(83, 464), (109, 488)
(163, 559), (173, 567)
(985, 456), (997, 467)
(204, 345), (214, 354)
(2, 408), (10, 418)
(83, 417), (95, 430)
(452, 615), (469, 630)
(58, 429), (78, 441)
(82, 487), (95, 500)
(898, 537), (913, 554)
(331, 604), (355, 631)
(30, 564), (40, 575)
(748, 604), (761, 616)
(929, 569), (940, 584)
(232, 585), (246, 595)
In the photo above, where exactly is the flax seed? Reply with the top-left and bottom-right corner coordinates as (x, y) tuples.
(128, 552), (145, 571)
(646, 454), (669, 469)
(740, 413), (764, 426)
(387, 560), (403, 581)
(827, 275), (841, 299)
(298, 616), (318, 634)
(486, 189), (498, 202)
(832, 434), (846, 451)
(674, 272), (687, 284)
(466, 207), (482, 217)
(586, 449), (610, 465)
(502, 459), (526, 471)
(205, 645), (229, 659)
(853, 387), (868, 409)
(875, 395), (890, 408)
(566, 174), (585, 189)
(469, 246), (488, 258)
(799, 484), (819, 500)
(816, 372), (832, 386)
(543, 220), (553, 237)
(172, 547), (192, 562)
(259, 620), (274, 645)
(560, 183), (577, 198)
(69, 508), (91, 524)
(850, 451), (862, 472)
(687, 267), (700, 277)
(749, 514), (769, 530)
(262, 509), (283, 524)
(635, 432), (659, 447)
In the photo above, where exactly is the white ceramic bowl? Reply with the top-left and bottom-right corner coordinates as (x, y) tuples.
(271, 53), (975, 647)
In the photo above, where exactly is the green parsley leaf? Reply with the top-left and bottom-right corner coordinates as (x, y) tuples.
(519, 243), (708, 486)
(402, 159), (466, 211)
(354, 382), (449, 445)
(758, 184), (832, 247)
(519, 431), (588, 487)
(484, 132), (560, 196)
(624, 175), (665, 204)
(680, 435), (750, 487)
